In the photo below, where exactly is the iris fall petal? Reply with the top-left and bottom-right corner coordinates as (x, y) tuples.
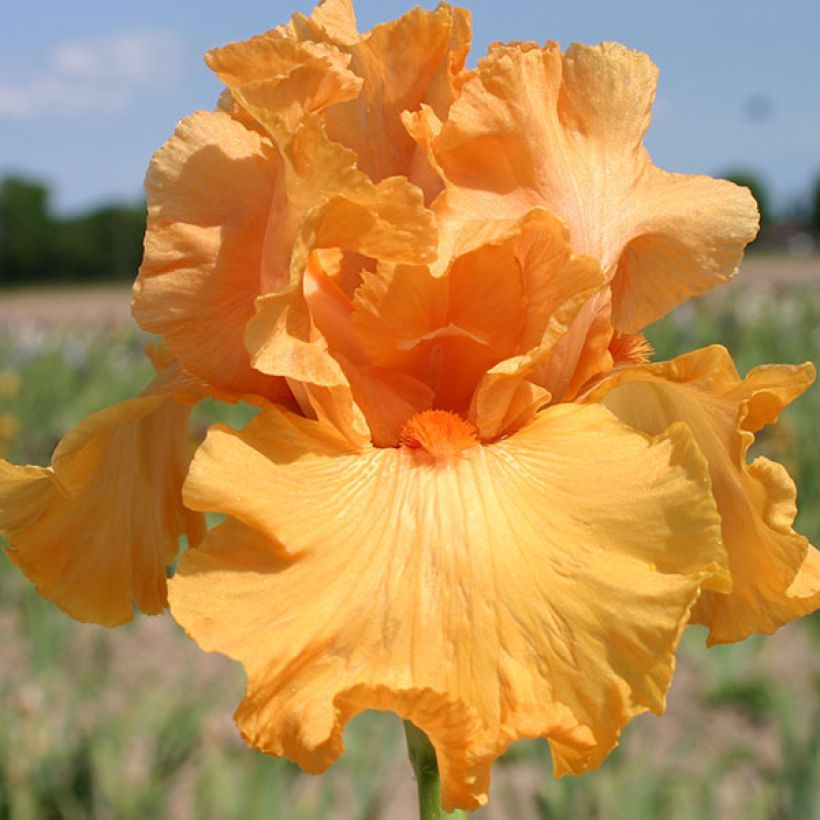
(172, 402), (726, 809)
(589, 345), (819, 643)
(0, 380), (203, 627)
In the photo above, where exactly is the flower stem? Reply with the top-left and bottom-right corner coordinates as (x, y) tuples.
(403, 721), (468, 820)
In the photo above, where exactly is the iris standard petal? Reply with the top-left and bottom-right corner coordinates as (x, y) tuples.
(134, 111), (291, 400)
(431, 41), (758, 327)
(206, 31), (362, 136)
(280, 0), (470, 199)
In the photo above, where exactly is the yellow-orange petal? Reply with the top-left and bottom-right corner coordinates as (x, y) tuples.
(432, 41), (758, 328)
(468, 371), (551, 443)
(206, 31), (362, 136)
(277, 1), (469, 200)
(465, 212), (605, 434)
(534, 294), (616, 403)
(173, 403), (725, 809)
(133, 110), (290, 401)
(320, 4), (470, 200)
(788, 545), (820, 601)
(352, 210), (603, 424)
(609, 168), (759, 333)
(0, 384), (202, 627)
(242, 115), (436, 389)
(343, 360), (434, 447)
(589, 345), (819, 643)
(135, 106), (435, 423)
(308, 0), (360, 45)
(284, 0), (361, 47)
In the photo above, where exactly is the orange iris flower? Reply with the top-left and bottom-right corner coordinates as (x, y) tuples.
(1, 0), (818, 810)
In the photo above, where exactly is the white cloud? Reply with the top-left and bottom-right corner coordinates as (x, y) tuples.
(0, 30), (183, 120)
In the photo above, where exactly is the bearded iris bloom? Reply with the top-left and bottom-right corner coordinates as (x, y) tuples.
(1, 0), (818, 813)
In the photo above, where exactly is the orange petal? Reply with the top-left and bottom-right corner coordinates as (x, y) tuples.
(466, 212), (605, 434)
(286, 0), (360, 46)
(280, 1), (469, 200)
(206, 31), (362, 136)
(173, 403), (725, 809)
(308, 0), (360, 45)
(211, 0), (468, 201)
(433, 42), (758, 328)
(243, 115), (436, 385)
(534, 293), (615, 403)
(589, 345), (819, 643)
(353, 211), (603, 425)
(609, 168), (760, 333)
(134, 110), (290, 401)
(788, 545), (820, 601)
(469, 371), (551, 443)
(0, 380), (203, 627)
(342, 359), (434, 448)
(135, 105), (435, 426)
(320, 4), (470, 200)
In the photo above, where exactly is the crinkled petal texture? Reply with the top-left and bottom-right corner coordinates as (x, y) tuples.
(205, 27), (364, 137)
(134, 110), (291, 400)
(430, 41), (759, 331)
(312, 2), (470, 199)
(0, 389), (203, 627)
(134, 108), (436, 410)
(171, 404), (727, 810)
(351, 210), (604, 438)
(214, 0), (471, 199)
(589, 345), (819, 644)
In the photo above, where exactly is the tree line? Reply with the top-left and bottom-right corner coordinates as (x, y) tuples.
(0, 176), (146, 287)
(2, 172), (820, 288)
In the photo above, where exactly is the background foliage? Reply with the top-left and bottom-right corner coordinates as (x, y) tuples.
(0, 177), (145, 287)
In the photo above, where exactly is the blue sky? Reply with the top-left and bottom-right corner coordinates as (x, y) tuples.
(1, 0), (818, 215)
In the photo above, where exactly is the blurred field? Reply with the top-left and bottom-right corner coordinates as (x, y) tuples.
(0, 257), (818, 819)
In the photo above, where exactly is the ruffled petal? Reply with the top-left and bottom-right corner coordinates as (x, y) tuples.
(0, 379), (203, 627)
(589, 345), (819, 643)
(211, 0), (468, 202)
(466, 212), (604, 434)
(609, 168), (761, 333)
(431, 42), (758, 328)
(277, 1), (470, 200)
(320, 4), (470, 199)
(135, 106), (435, 427)
(133, 110), (291, 400)
(342, 360), (434, 447)
(205, 31), (362, 135)
(308, 0), (359, 45)
(242, 114), (436, 382)
(173, 403), (725, 809)
(352, 210), (602, 426)
(788, 545), (820, 601)
(533, 294), (616, 403)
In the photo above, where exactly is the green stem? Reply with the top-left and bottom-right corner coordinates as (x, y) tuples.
(403, 721), (468, 820)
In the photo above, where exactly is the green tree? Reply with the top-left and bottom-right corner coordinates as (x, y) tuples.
(0, 174), (147, 286)
(55, 204), (146, 282)
(0, 176), (56, 285)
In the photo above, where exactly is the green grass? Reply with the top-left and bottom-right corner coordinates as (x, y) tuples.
(0, 279), (819, 819)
